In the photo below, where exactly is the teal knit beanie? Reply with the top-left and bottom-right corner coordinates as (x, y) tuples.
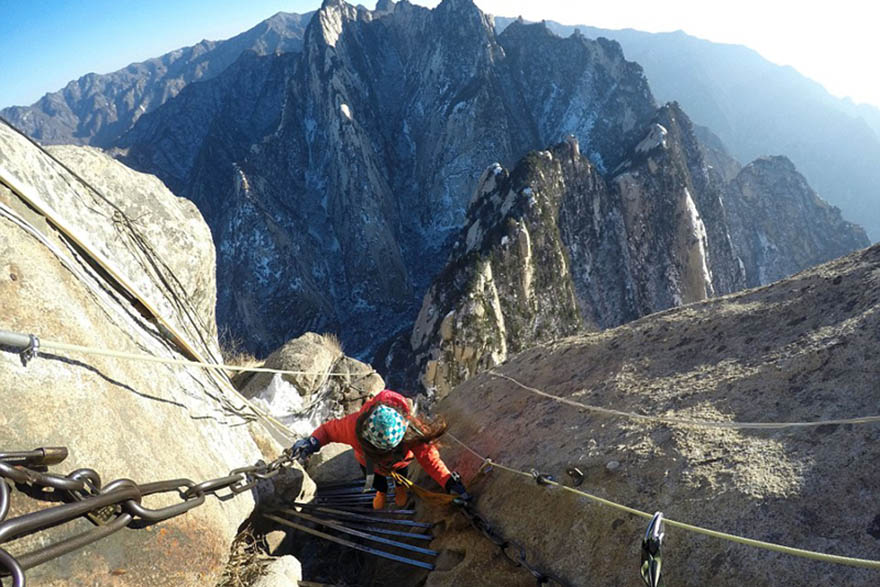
(364, 405), (408, 450)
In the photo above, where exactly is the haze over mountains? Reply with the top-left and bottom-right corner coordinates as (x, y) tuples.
(495, 17), (880, 242)
(0, 0), (871, 366)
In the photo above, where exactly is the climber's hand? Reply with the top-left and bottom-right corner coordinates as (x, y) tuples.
(445, 472), (472, 503)
(289, 436), (321, 462)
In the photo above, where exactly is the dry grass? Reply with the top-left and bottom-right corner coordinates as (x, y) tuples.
(216, 525), (271, 587)
(218, 326), (262, 388)
(320, 332), (343, 354)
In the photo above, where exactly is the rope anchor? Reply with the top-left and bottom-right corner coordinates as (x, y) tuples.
(20, 334), (39, 367)
(529, 469), (555, 486)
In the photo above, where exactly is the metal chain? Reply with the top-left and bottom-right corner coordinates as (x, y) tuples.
(0, 446), (302, 587)
(457, 502), (570, 586)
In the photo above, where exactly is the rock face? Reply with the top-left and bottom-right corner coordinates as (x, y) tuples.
(113, 0), (657, 357)
(409, 104), (868, 396)
(725, 156), (869, 287)
(240, 332), (385, 437)
(496, 18), (880, 241)
(0, 122), (275, 584)
(4, 0), (871, 369)
(1, 11), (312, 147)
(427, 243), (880, 586)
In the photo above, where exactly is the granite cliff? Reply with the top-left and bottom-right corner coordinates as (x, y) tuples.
(115, 0), (657, 358)
(407, 104), (867, 396)
(1, 0), (871, 372)
(0, 121), (290, 584)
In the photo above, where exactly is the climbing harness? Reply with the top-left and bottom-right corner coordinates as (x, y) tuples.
(390, 471), (457, 506)
(0, 445), (304, 586)
(641, 512), (664, 587)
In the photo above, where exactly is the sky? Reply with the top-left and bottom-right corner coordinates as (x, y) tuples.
(1, 0), (878, 110)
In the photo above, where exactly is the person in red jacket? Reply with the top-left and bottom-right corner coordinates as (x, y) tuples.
(291, 389), (469, 509)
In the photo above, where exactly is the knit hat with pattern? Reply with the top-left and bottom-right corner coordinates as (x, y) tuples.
(363, 404), (408, 450)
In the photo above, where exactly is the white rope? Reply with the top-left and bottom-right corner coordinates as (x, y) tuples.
(36, 337), (371, 378)
(0, 159), (298, 440)
(489, 371), (880, 430)
(446, 433), (880, 570)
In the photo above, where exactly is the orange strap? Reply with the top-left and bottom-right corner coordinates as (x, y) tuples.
(391, 471), (456, 506)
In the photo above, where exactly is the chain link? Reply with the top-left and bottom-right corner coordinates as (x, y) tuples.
(0, 446), (301, 586)
(458, 502), (570, 586)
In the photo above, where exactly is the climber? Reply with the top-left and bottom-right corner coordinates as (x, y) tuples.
(290, 389), (470, 509)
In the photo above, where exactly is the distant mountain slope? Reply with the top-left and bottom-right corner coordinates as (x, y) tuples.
(496, 17), (880, 241)
(406, 107), (867, 396)
(116, 1), (659, 357)
(3, 2), (869, 363)
(0, 11), (312, 147)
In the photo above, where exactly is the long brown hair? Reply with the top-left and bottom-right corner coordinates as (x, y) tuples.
(356, 401), (448, 465)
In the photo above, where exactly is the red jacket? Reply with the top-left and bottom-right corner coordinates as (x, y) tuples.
(311, 390), (452, 487)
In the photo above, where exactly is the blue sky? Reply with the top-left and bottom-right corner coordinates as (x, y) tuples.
(0, 0), (316, 108)
(2, 0), (878, 109)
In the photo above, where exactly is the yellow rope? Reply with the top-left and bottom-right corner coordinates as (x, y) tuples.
(390, 471), (456, 506)
(489, 371), (880, 430)
(446, 433), (880, 570)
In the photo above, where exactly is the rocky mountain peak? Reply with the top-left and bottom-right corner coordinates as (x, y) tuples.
(747, 154), (798, 174)
(311, 0), (360, 48)
(375, 0), (396, 13)
(78, 1), (868, 365)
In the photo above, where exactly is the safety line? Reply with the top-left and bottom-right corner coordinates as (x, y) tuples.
(24, 334), (372, 379)
(446, 433), (880, 570)
(488, 371), (880, 430)
(0, 136), (296, 441)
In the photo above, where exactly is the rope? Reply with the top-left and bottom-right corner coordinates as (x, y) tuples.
(488, 371), (880, 430)
(446, 433), (880, 570)
(390, 471), (457, 506)
(0, 158), (290, 431)
(28, 335), (373, 378)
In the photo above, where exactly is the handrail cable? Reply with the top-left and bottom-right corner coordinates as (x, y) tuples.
(0, 129), (296, 441)
(488, 371), (880, 430)
(446, 433), (880, 570)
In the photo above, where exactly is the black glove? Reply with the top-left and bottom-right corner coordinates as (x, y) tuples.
(445, 471), (471, 502)
(290, 436), (321, 461)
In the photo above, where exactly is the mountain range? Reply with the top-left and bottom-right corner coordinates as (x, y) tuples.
(495, 17), (880, 242)
(0, 0), (871, 369)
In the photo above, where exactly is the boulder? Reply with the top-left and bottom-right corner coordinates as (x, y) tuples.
(242, 332), (384, 438)
(252, 555), (303, 587)
(428, 243), (880, 586)
(306, 444), (363, 486)
(0, 122), (276, 584)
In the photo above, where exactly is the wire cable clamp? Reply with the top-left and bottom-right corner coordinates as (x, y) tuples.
(20, 334), (39, 367)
